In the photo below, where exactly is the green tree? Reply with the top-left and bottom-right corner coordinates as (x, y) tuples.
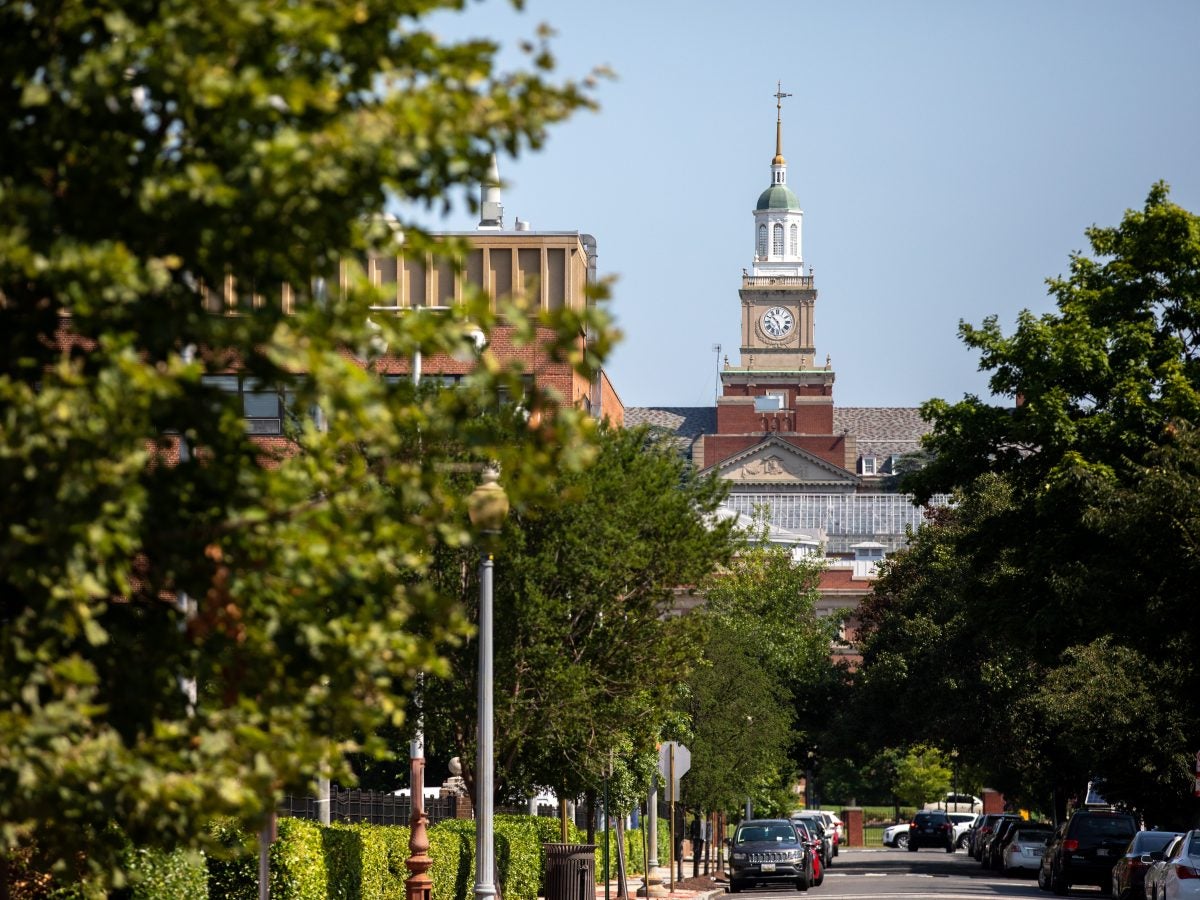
(684, 537), (837, 814)
(0, 0), (605, 887)
(418, 425), (736, 809)
(857, 185), (1200, 823)
(893, 746), (950, 809)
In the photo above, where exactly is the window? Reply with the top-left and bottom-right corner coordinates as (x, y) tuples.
(497, 374), (535, 407)
(384, 374), (463, 389)
(757, 224), (767, 257)
(861, 456), (877, 475)
(789, 224), (799, 256)
(754, 394), (784, 412)
(202, 375), (316, 435)
(772, 223), (783, 256)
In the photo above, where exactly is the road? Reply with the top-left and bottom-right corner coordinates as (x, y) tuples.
(734, 847), (1108, 899)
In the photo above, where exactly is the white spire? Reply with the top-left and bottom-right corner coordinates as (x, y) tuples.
(478, 153), (503, 231)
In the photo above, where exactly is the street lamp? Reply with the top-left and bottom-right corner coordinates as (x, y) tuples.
(468, 467), (509, 900)
(950, 749), (959, 810)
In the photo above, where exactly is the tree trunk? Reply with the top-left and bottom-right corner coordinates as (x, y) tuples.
(586, 789), (597, 845)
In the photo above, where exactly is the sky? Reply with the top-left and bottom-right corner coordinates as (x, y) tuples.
(399, 0), (1200, 410)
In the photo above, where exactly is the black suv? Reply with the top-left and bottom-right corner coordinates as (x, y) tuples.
(728, 818), (812, 892)
(907, 810), (956, 852)
(1040, 809), (1137, 895)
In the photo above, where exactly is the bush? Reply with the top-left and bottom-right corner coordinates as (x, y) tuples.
(4, 841), (208, 900)
(117, 845), (209, 900)
(200, 813), (574, 900)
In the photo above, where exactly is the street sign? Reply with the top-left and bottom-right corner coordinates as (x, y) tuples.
(658, 742), (691, 798)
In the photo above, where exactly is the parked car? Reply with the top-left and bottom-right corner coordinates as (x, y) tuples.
(978, 814), (1022, 864)
(973, 813), (1020, 861)
(790, 820), (824, 888)
(817, 811), (844, 855)
(1000, 823), (1054, 875)
(987, 817), (1036, 870)
(907, 810), (955, 852)
(792, 813), (833, 868)
(1143, 830), (1200, 900)
(948, 812), (976, 849)
(1143, 833), (1185, 900)
(1038, 808), (1137, 895)
(727, 818), (811, 893)
(883, 822), (911, 849)
(923, 792), (983, 813)
(1110, 830), (1181, 900)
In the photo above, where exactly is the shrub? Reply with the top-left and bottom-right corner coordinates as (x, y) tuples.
(117, 845), (209, 900)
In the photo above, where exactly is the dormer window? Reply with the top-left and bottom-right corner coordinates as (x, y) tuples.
(861, 456), (877, 475)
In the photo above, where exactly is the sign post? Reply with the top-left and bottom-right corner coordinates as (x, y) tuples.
(658, 743), (691, 892)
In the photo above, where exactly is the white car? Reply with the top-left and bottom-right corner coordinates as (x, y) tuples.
(948, 812), (976, 849)
(1000, 823), (1054, 875)
(1147, 830), (1200, 900)
(883, 822), (911, 849)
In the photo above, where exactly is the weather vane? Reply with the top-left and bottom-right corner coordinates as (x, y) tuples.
(774, 81), (792, 120)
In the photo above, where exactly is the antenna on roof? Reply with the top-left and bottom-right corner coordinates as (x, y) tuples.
(712, 343), (722, 402)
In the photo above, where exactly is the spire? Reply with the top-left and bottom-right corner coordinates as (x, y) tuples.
(478, 153), (503, 230)
(773, 81), (792, 166)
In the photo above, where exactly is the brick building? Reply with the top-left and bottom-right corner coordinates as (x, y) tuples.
(201, 155), (622, 431)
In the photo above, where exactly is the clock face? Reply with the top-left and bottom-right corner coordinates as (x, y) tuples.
(761, 306), (794, 338)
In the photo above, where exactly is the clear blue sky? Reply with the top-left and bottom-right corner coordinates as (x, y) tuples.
(400, 0), (1200, 410)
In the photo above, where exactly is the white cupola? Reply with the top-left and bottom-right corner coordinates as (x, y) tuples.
(751, 84), (804, 277)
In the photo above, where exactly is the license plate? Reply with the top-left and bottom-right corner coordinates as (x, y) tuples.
(1096, 849), (1110, 857)
(761, 863), (776, 873)
(1032, 849), (1043, 857)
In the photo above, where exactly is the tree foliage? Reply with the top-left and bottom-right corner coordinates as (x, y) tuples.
(856, 184), (1200, 825)
(683, 538), (836, 813)
(893, 745), (950, 809)
(0, 0), (606, 885)
(417, 425), (736, 807)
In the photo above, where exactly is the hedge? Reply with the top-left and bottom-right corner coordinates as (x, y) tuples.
(7, 814), (657, 898)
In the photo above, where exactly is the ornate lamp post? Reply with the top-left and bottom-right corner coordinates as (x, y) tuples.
(405, 696), (432, 900)
(468, 467), (509, 900)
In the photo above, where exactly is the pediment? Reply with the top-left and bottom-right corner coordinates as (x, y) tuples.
(705, 437), (857, 486)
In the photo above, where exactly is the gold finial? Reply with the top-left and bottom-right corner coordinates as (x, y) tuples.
(773, 81), (792, 165)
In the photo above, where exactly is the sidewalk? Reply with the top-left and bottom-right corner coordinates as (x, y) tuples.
(593, 864), (727, 900)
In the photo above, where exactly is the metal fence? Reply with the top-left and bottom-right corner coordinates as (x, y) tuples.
(280, 788), (458, 827)
(279, 787), (560, 827)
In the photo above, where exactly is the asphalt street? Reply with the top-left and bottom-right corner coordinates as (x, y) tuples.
(728, 847), (1103, 899)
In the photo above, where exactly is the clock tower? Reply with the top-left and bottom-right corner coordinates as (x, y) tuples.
(714, 84), (836, 444)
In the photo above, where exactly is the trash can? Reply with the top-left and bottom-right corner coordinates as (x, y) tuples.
(543, 842), (597, 900)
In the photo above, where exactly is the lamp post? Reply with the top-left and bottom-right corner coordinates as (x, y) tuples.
(950, 749), (959, 810)
(468, 467), (509, 900)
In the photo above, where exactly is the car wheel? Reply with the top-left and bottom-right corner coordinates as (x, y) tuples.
(908, 843), (918, 852)
(1051, 866), (1069, 896)
(957, 834), (969, 849)
(946, 842), (955, 853)
(796, 868), (809, 892)
(895, 833), (909, 850)
(1038, 866), (1048, 891)
(728, 879), (742, 894)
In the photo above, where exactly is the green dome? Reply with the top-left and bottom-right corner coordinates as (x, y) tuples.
(756, 184), (800, 211)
